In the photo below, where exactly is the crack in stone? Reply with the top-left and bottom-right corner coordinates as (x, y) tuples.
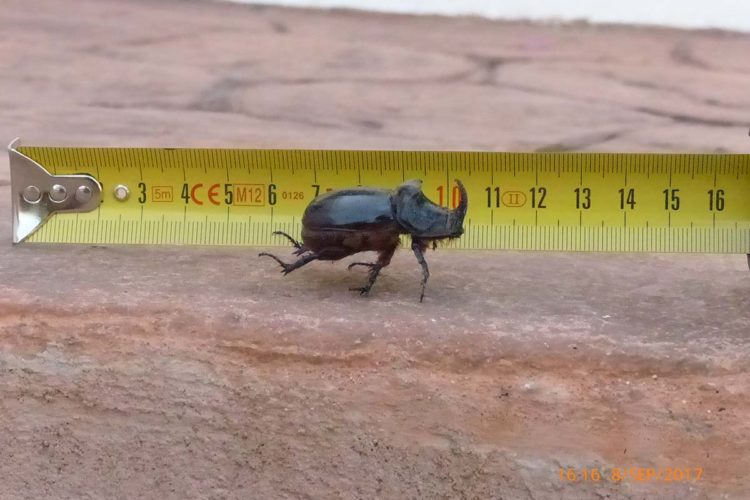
(633, 107), (749, 128)
(269, 20), (289, 34)
(598, 71), (749, 112)
(487, 81), (748, 130)
(534, 130), (625, 152)
(670, 41), (711, 70)
(464, 53), (534, 86)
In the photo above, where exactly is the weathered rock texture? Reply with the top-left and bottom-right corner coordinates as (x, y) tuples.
(1, 0), (749, 498)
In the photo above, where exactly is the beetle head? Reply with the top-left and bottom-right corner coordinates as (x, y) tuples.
(392, 179), (468, 239)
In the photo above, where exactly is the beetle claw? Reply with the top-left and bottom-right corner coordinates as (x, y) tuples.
(349, 286), (371, 296)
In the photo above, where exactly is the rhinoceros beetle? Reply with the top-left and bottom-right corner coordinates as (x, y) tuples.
(259, 179), (468, 302)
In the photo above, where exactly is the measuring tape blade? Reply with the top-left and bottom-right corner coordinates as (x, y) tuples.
(8, 141), (750, 253)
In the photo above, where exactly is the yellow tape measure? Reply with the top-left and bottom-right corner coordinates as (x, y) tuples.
(8, 142), (750, 253)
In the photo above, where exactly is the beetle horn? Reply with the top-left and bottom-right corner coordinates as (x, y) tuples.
(448, 179), (468, 235)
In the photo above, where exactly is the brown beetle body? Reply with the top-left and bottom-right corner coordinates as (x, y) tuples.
(259, 179), (467, 301)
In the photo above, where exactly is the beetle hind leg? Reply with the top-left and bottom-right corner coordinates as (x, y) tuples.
(258, 251), (319, 275)
(271, 231), (308, 255)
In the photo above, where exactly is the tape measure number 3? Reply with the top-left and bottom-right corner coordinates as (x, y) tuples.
(8, 140), (750, 254)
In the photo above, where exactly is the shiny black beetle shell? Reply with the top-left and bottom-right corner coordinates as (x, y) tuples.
(302, 188), (395, 230)
(301, 179), (466, 239)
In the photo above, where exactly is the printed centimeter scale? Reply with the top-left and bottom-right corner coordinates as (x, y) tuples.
(12, 147), (750, 252)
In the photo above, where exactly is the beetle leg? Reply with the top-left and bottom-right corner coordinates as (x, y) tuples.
(272, 231), (305, 252)
(349, 244), (397, 297)
(258, 251), (319, 275)
(347, 262), (378, 271)
(349, 268), (381, 296)
(411, 239), (430, 302)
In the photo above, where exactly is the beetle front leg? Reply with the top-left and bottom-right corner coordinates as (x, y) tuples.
(411, 239), (430, 302)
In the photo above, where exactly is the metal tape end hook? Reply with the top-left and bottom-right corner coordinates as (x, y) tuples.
(8, 137), (21, 152)
(9, 140), (103, 244)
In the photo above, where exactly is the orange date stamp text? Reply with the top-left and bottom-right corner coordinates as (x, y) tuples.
(559, 466), (703, 483)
